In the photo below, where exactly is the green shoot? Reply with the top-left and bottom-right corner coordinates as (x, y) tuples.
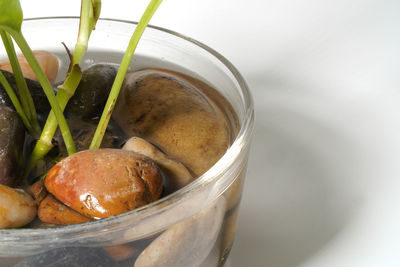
(89, 0), (163, 149)
(0, 30), (41, 137)
(91, 0), (101, 30)
(10, 33), (77, 154)
(0, 71), (32, 132)
(1, 0), (163, 177)
(27, 0), (99, 173)
(73, 0), (95, 65)
(0, 0), (76, 156)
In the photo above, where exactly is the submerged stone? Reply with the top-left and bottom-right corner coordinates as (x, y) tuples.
(14, 247), (118, 267)
(0, 104), (25, 186)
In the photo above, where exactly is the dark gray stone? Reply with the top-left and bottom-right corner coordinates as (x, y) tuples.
(66, 64), (117, 120)
(0, 104), (25, 186)
(0, 70), (51, 121)
(14, 247), (118, 267)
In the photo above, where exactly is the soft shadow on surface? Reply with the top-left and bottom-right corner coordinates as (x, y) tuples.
(229, 75), (366, 267)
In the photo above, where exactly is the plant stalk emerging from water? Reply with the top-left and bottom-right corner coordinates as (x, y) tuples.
(27, 0), (101, 174)
(0, 0), (76, 157)
(0, 30), (41, 137)
(0, 0), (163, 180)
(90, 0), (163, 149)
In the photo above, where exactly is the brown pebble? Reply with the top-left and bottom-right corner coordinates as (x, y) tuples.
(113, 69), (232, 176)
(104, 245), (140, 262)
(44, 149), (163, 219)
(38, 194), (92, 225)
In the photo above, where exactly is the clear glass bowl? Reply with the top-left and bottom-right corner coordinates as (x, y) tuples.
(0, 17), (254, 267)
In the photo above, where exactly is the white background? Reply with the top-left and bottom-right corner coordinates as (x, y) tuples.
(20, 1), (400, 266)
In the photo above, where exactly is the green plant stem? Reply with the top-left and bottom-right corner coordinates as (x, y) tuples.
(0, 71), (33, 132)
(89, 0), (163, 149)
(0, 30), (41, 136)
(28, 0), (97, 172)
(10, 31), (76, 155)
(73, 0), (93, 65)
(91, 0), (101, 30)
(27, 66), (82, 171)
(0, 31), (31, 120)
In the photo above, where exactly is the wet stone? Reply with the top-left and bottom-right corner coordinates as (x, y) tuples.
(54, 118), (127, 157)
(134, 197), (226, 267)
(0, 104), (25, 186)
(0, 70), (51, 121)
(44, 149), (163, 219)
(113, 69), (231, 176)
(66, 64), (117, 119)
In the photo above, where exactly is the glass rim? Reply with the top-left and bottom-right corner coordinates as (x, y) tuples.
(0, 17), (255, 240)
